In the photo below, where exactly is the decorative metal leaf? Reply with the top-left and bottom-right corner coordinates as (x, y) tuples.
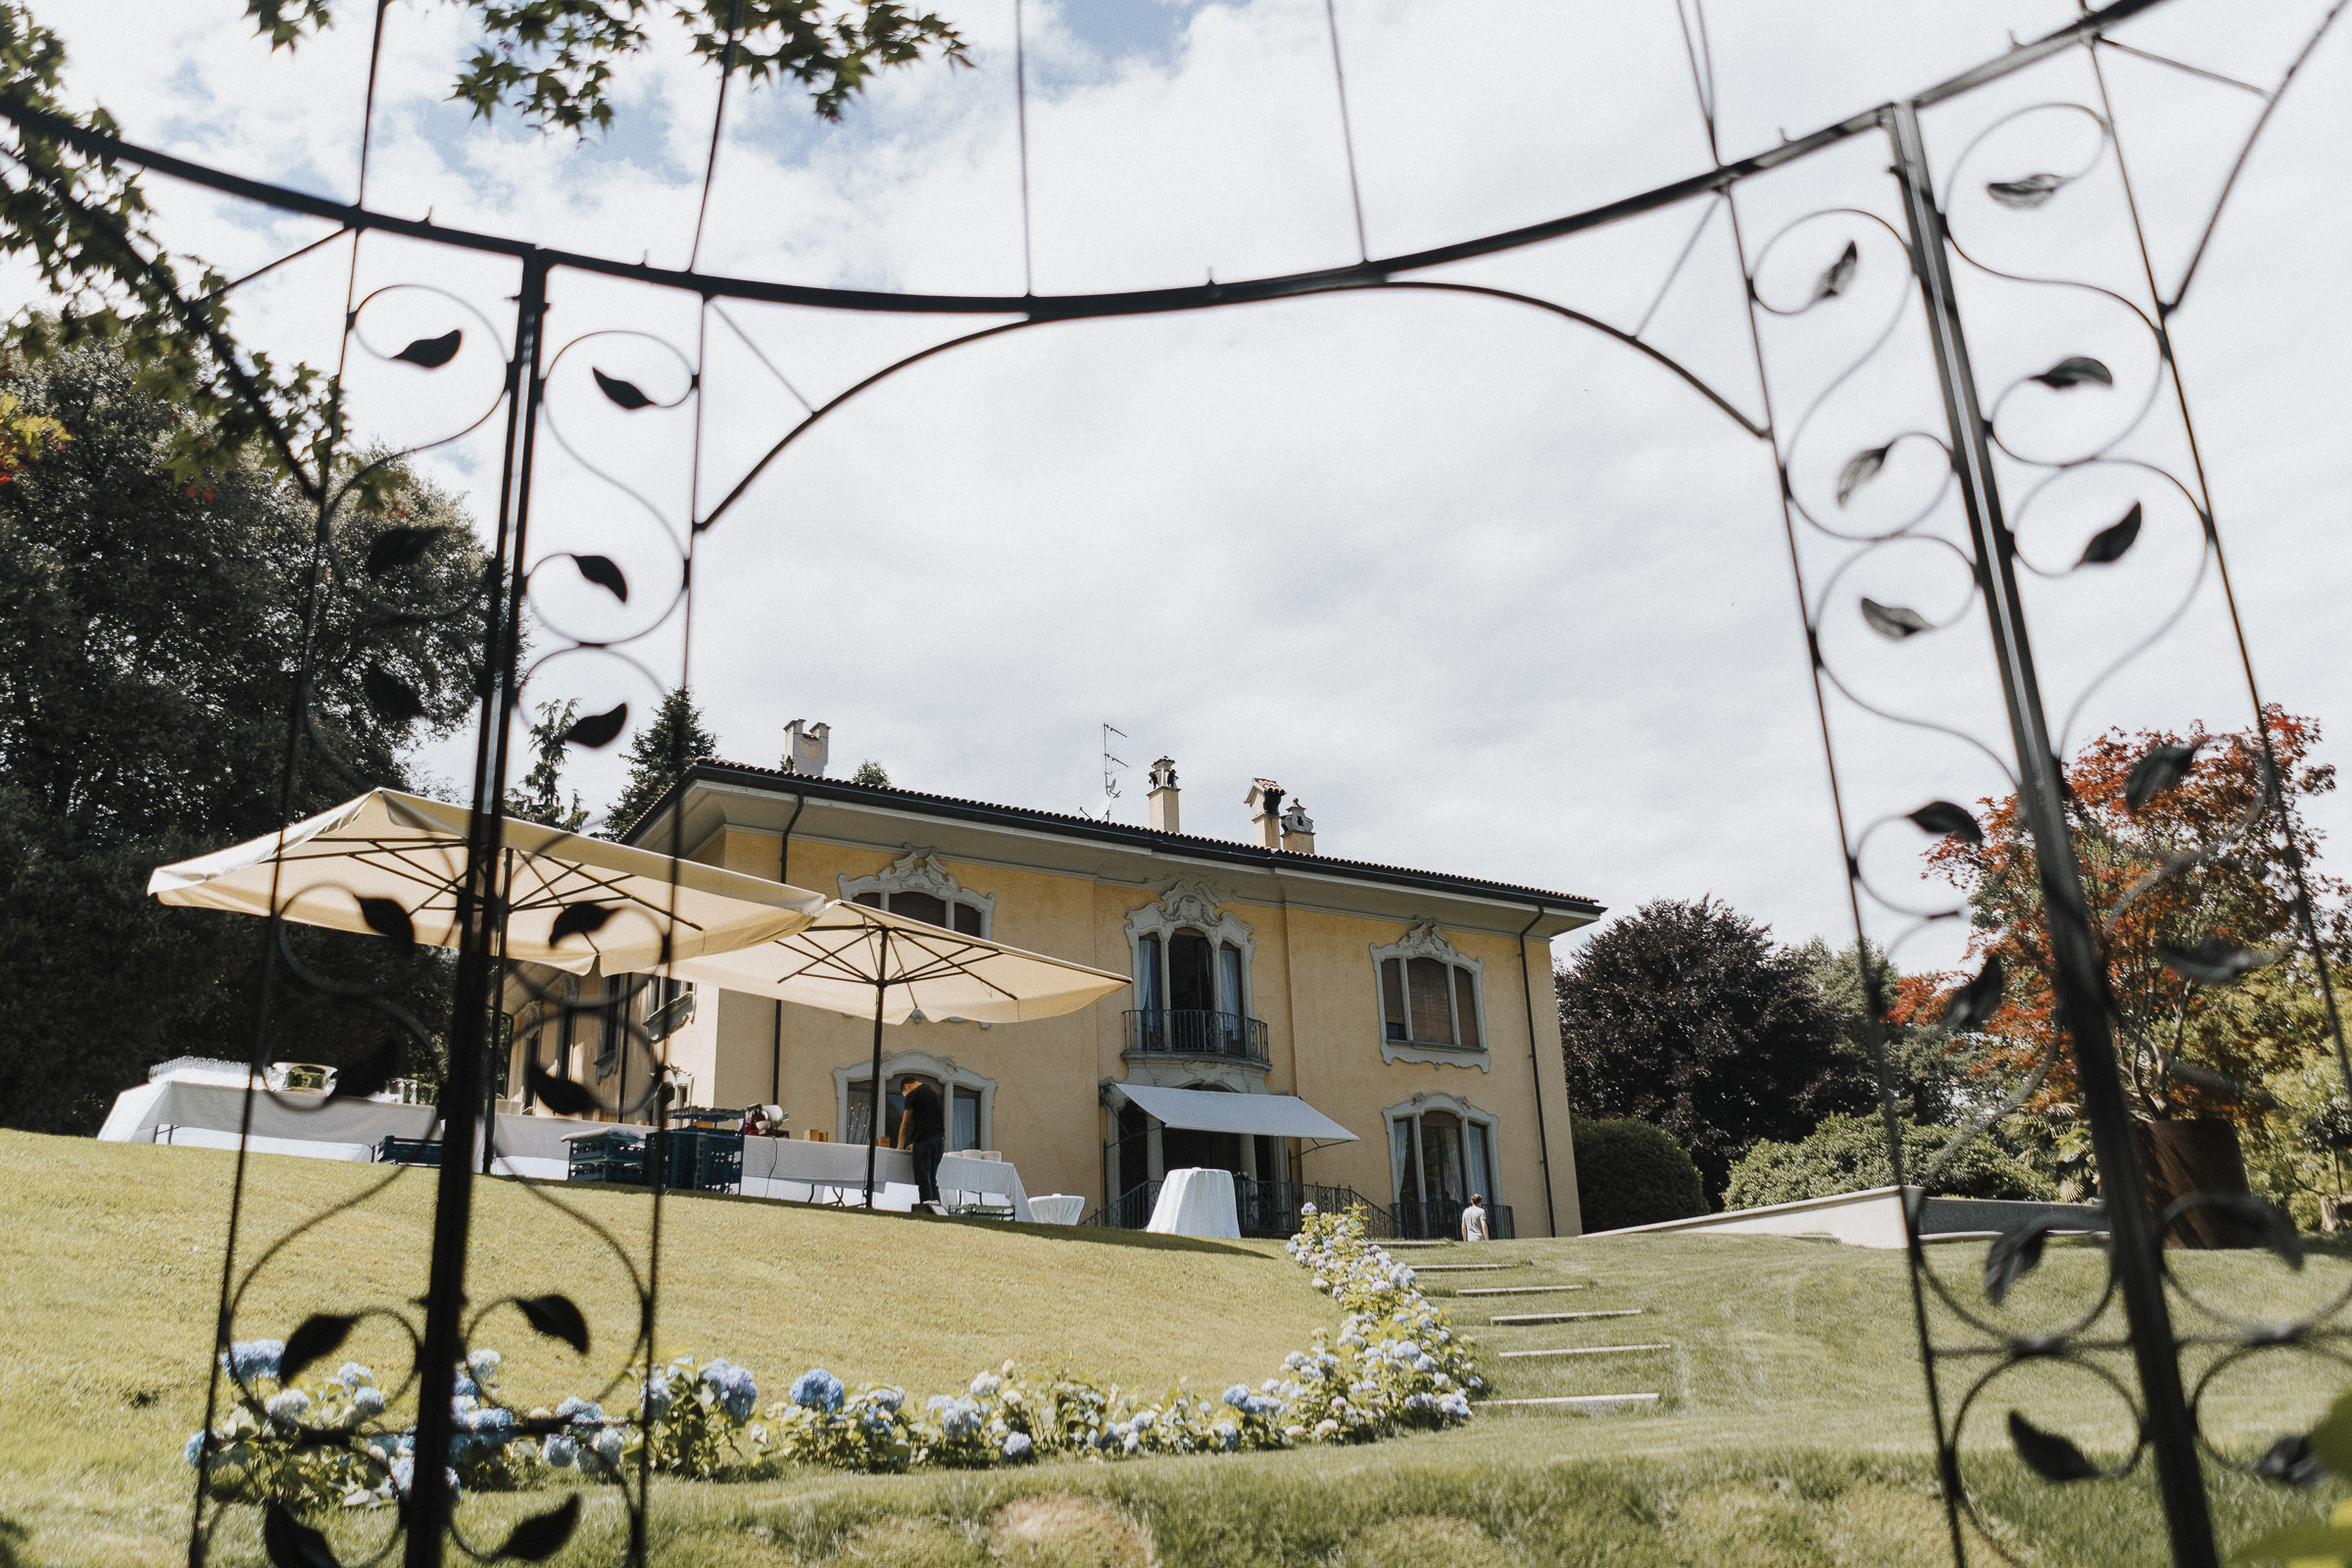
(1860, 598), (1932, 640)
(2008, 1410), (2102, 1481)
(1811, 240), (1858, 302)
(356, 897), (416, 947)
(527, 1063), (600, 1120)
(2184, 1193), (2305, 1270)
(263, 1503), (345, 1568)
(1986, 172), (2065, 208)
(497, 1494), (584, 1561)
(1907, 801), (1984, 845)
(1835, 445), (1887, 507)
(326, 1037), (402, 1103)
(278, 1312), (359, 1386)
(573, 554), (629, 603)
(2077, 502), (2142, 566)
(2127, 740), (2201, 809)
(2030, 355), (2113, 390)
(515, 1291), (592, 1355)
(365, 525), (445, 574)
(562, 702), (628, 750)
(593, 368), (655, 410)
(1939, 956), (2004, 1033)
(2157, 937), (2283, 986)
(549, 903), (615, 944)
(1984, 1216), (2064, 1304)
(362, 665), (427, 724)
(2253, 1433), (2323, 1488)
(390, 328), (462, 368)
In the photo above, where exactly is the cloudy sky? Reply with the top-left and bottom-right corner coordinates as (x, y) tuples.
(20, 0), (2352, 973)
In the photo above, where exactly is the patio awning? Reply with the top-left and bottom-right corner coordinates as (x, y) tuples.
(1105, 1084), (1358, 1144)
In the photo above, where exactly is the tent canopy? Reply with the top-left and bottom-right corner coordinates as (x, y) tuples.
(149, 788), (826, 974)
(670, 899), (1128, 1024)
(1106, 1084), (1358, 1144)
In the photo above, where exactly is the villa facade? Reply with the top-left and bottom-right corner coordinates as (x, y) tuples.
(501, 758), (1600, 1238)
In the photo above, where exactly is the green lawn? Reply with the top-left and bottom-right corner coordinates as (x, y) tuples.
(1, 1129), (2342, 1566)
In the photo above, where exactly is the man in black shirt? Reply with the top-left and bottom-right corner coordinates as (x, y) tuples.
(896, 1076), (947, 1207)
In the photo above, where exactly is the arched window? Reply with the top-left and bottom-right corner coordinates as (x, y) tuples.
(836, 1051), (997, 1151)
(1370, 922), (1490, 1067)
(841, 851), (994, 937)
(851, 886), (984, 935)
(1386, 1094), (1500, 1239)
(1124, 883), (1260, 1063)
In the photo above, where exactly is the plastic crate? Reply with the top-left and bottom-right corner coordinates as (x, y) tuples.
(662, 1129), (743, 1192)
(565, 1130), (648, 1186)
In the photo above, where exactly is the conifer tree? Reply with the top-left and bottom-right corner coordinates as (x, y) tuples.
(603, 687), (718, 839)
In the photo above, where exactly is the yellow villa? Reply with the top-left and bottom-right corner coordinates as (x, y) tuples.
(501, 753), (1600, 1239)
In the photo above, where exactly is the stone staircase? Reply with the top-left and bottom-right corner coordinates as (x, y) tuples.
(1405, 1247), (1668, 1413)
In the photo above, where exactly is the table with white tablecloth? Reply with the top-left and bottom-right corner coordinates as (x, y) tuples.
(1028, 1194), (1087, 1225)
(1147, 1167), (1240, 1238)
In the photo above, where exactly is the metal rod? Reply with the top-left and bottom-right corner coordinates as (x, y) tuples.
(862, 971), (886, 1209)
(407, 253), (549, 1568)
(1884, 101), (2216, 1568)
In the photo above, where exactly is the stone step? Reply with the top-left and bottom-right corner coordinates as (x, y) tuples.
(1489, 1308), (1642, 1326)
(1410, 1264), (1510, 1273)
(1497, 1344), (1672, 1359)
(1474, 1394), (1660, 1412)
(1451, 1285), (1588, 1298)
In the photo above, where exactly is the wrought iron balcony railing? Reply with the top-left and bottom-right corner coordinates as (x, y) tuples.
(1392, 1198), (1514, 1242)
(1122, 1007), (1269, 1063)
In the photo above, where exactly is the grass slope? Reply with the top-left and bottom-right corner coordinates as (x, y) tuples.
(1, 1130), (2343, 1566)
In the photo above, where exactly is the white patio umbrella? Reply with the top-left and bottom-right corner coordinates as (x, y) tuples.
(670, 901), (1129, 1207)
(149, 787), (828, 974)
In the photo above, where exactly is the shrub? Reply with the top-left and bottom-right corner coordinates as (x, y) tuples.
(1722, 1113), (2055, 1210)
(1572, 1118), (1707, 1232)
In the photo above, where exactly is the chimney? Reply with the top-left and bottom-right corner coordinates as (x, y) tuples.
(1147, 757), (1181, 834)
(781, 719), (830, 777)
(1280, 799), (1316, 856)
(1245, 778), (1286, 850)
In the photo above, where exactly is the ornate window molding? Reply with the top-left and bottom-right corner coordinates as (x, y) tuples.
(832, 1048), (997, 1149)
(839, 849), (996, 938)
(1122, 880), (1266, 1078)
(1124, 877), (1253, 956)
(1382, 1090), (1502, 1208)
(1369, 920), (1491, 1070)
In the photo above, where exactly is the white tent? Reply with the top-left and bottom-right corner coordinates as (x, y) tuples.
(149, 788), (826, 973)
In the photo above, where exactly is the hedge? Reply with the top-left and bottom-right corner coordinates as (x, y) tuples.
(1723, 1113), (2054, 1210)
(1571, 1117), (1708, 1233)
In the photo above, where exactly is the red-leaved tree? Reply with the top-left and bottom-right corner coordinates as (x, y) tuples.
(1893, 709), (2347, 1137)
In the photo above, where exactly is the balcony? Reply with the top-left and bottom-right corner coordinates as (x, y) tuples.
(1122, 1007), (1269, 1064)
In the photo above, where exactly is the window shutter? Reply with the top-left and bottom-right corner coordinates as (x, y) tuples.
(1453, 966), (1481, 1050)
(952, 901), (984, 936)
(1380, 958), (1407, 1041)
(853, 890), (884, 908)
(1407, 956), (1453, 1045)
(891, 890), (949, 928)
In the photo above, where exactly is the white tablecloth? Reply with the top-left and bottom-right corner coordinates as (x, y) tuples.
(1147, 1167), (1240, 1238)
(1029, 1194), (1087, 1225)
(100, 1079), (436, 1160)
(936, 1152), (1034, 1221)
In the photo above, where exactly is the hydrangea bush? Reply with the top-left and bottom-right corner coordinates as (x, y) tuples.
(186, 1202), (1478, 1502)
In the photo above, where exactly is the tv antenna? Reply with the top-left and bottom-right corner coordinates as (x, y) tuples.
(1099, 722), (1129, 816)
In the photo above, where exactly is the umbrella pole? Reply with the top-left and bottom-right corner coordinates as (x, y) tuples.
(862, 980), (885, 1209)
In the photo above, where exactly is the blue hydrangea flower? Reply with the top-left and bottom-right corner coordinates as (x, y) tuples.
(451, 1375), (477, 1399)
(1132, 1409), (1156, 1431)
(183, 1432), (206, 1466)
(1245, 1396), (1282, 1418)
(265, 1390), (311, 1423)
(641, 1375), (675, 1421)
(591, 1426), (624, 1463)
(1221, 1384), (1250, 1408)
(870, 1386), (905, 1414)
(968, 1371), (1003, 1399)
(224, 1340), (283, 1384)
(555, 1396), (603, 1426)
(710, 1365), (759, 1421)
(334, 1362), (374, 1390)
(389, 1455), (416, 1495)
(466, 1348), (501, 1382)
(542, 1434), (578, 1469)
(1003, 1431), (1032, 1460)
(1213, 1421), (1239, 1451)
(351, 1385), (387, 1421)
(790, 1368), (845, 1414)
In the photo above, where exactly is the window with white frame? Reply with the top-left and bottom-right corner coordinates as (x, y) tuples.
(1125, 880), (1257, 1056)
(840, 850), (994, 937)
(1386, 1095), (1499, 1212)
(1370, 921), (1486, 1054)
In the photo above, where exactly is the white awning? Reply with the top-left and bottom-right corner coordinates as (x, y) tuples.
(1105, 1084), (1358, 1144)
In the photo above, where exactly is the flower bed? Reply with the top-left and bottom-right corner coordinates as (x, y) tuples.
(186, 1203), (1477, 1504)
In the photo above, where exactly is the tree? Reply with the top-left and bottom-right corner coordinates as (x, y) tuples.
(0, 343), (486, 1133)
(1557, 898), (1874, 1200)
(1794, 936), (1972, 1124)
(604, 687), (718, 840)
(1894, 711), (2347, 1131)
(852, 759), (891, 787)
(507, 698), (589, 831)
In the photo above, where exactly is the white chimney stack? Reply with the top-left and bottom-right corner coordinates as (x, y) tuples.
(781, 719), (830, 776)
(1246, 778), (1285, 850)
(1148, 757), (1180, 834)
(1280, 799), (1316, 856)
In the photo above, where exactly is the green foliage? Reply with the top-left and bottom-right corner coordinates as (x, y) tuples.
(1570, 1117), (1706, 1232)
(1721, 1113), (2054, 1210)
(240, 0), (970, 132)
(1557, 898), (1874, 1197)
(0, 345), (484, 1133)
(506, 698), (590, 830)
(604, 686), (718, 839)
(852, 759), (891, 787)
(2230, 1389), (2352, 1562)
(1794, 935), (1971, 1124)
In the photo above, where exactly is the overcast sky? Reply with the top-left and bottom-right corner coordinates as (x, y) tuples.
(19, 0), (2351, 974)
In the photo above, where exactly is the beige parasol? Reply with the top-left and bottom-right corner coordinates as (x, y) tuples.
(670, 900), (1129, 1204)
(148, 787), (827, 974)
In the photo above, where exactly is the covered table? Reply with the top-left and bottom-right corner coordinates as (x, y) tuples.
(1029, 1195), (1087, 1225)
(935, 1152), (1034, 1220)
(1148, 1167), (1241, 1239)
(100, 1077), (435, 1161)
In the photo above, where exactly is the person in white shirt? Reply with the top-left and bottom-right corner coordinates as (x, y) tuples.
(1460, 1194), (1491, 1243)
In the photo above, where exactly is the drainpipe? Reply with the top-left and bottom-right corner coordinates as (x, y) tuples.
(772, 791), (807, 1108)
(1516, 905), (1560, 1239)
